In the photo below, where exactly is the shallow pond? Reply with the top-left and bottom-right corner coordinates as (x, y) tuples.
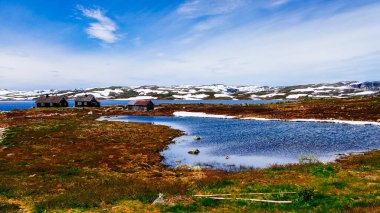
(106, 116), (380, 170)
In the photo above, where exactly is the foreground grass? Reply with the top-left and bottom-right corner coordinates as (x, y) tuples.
(0, 100), (379, 212)
(177, 153), (380, 212)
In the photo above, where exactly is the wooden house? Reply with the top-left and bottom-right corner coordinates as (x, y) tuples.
(127, 100), (154, 111)
(74, 94), (100, 107)
(36, 95), (68, 108)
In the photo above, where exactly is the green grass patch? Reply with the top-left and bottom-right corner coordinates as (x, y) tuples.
(0, 185), (15, 198)
(242, 183), (299, 193)
(58, 167), (82, 178)
(310, 165), (336, 178)
(163, 202), (199, 212)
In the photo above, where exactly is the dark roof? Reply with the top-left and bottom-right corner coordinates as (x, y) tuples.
(74, 94), (97, 102)
(36, 95), (67, 104)
(128, 100), (154, 106)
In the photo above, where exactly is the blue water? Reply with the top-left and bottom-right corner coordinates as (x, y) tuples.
(105, 116), (380, 170)
(0, 99), (283, 111)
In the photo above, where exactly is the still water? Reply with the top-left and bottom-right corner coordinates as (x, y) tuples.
(106, 116), (380, 170)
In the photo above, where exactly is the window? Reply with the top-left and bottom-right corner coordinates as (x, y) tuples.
(78, 102), (82, 106)
(84, 102), (87, 106)
(50, 103), (53, 106)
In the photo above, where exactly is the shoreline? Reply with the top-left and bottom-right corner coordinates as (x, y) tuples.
(101, 114), (380, 171)
(173, 111), (380, 126)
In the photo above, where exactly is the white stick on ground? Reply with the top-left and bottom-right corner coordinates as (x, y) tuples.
(193, 192), (297, 197)
(194, 196), (292, 204)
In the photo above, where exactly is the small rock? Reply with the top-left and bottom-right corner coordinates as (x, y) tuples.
(225, 155), (230, 159)
(152, 193), (165, 205)
(88, 111), (93, 115)
(377, 119), (380, 122)
(6, 153), (15, 157)
(188, 149), (200, 155)
(174, 160), (182, 163)
(193, 136), (201, 140)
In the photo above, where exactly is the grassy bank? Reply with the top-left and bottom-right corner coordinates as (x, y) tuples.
(100, 97), (380, 122)
(0, 98), (379, 212)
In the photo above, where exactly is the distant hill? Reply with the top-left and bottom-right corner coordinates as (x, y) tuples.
(0, 81), (379, 101)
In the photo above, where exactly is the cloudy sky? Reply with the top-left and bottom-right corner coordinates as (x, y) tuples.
(0, 0), (379, 89)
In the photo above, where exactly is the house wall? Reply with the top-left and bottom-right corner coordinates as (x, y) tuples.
(127, 104), (154, 111)
(128, 105), (147, 111)
(36, 100), (68, 108)
(75, 101), (100, 107)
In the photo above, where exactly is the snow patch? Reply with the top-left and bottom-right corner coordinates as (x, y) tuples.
(172, 94), (209, 100)
(290, 88), (316, 93)
(173, 111), (236, 119)
(124, 96), (157, 100)
(351, 91), (377, 96)
(286, 94), (308, 99)
(214, 93), (233, 98)
(174, 111), (380, 126)
(259, 93), (286, 98)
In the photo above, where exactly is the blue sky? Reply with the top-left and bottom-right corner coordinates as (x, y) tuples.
(0, 0), (379, 89)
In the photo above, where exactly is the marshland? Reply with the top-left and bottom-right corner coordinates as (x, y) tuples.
(0, 97), (379, 212)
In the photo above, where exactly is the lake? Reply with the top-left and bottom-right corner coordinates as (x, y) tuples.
(0, 99), (283, 111)
(105, 115), (380, 170)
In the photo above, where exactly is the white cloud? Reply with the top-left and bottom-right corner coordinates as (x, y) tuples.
(78, 6), (119, 43)
(177, 0), (245, 18)
(271, 0), (290, 7)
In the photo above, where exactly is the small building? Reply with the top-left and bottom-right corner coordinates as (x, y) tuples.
(74, 94), (100, 107)
(127, 100), (154, 111)
(36, 95), (68, 108)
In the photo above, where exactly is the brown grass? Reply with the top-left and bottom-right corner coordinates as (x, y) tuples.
(0, 97), (379, 212)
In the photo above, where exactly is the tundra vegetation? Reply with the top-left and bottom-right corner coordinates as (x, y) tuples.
(0, 97), (379, 212)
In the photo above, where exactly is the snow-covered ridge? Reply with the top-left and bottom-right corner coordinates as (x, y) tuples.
(0, 81), (379, 101)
